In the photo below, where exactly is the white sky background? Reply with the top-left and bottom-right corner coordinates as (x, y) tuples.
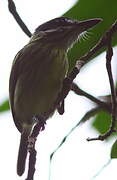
(0, 0), (117, 180)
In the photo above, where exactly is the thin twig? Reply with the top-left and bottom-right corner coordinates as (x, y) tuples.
(25, 149), (37, 180)
(25, 117), (46, 180)
(8, 0), (32, 37)
(106, 39), (116, 130)
(71, 82), (111, 112)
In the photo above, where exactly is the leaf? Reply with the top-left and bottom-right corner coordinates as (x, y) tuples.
(111, 140), (117, 159)
(64, 0), (117, 70)
(92, 111), (111, 134)
(0, 99), (10, 113)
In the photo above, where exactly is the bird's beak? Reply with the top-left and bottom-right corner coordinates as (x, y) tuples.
(77, 18), (102, 32)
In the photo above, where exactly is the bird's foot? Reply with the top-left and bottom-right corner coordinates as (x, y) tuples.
(33, 115), (46, 131)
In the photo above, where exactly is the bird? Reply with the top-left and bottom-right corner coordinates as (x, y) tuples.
(9, 16), (101, 176)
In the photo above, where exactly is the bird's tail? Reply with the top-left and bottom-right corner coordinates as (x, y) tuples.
(17, 131), (29, 176)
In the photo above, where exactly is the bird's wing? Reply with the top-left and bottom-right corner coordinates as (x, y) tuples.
(9, 41), (51, 132)
(9, 48), (26, 132)
(9, 43), (36, 132)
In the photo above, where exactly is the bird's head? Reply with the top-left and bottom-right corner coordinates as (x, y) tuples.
(33, 17), (102, 50)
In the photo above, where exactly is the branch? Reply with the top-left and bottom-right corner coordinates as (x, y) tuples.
(8, 0), (32, 37)
(106, 40), (117, 132)
(87, 36), (117, 141)
(71, 82), (111, 113)
(25, 149), (37, 180)
(25, 116), (46, 180)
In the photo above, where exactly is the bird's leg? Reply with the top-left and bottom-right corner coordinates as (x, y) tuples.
(33, 115), (46, 131)
(28, 115), (46, 152)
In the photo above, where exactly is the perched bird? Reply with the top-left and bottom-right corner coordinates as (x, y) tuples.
(9, 17), (101, 176)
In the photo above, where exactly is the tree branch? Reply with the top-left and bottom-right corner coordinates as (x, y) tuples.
(71, 82), (111, 113)
(8, 0), (32, 37)
(25, 149), (37, 180)
(25, 116), (46, 180)
(87, 36), (117, 141)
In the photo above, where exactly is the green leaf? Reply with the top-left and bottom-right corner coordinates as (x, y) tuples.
(64, 0), (117, 70)
(0, 100), (10, 113)
(111, 140), (117, 159)
(92, 111), (111, 134)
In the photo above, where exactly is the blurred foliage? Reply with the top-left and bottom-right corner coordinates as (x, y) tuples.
(111, 140), (117, 158)
(65, 0), (117, 70)
(92, 110), (117, 138)
(92, 111), (111, 134)
(0, 99), (10, 113)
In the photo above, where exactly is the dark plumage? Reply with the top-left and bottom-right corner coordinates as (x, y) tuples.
(9, 16), (102, 176)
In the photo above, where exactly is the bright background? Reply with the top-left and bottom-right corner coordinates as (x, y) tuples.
(0, 0), (117, 180)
